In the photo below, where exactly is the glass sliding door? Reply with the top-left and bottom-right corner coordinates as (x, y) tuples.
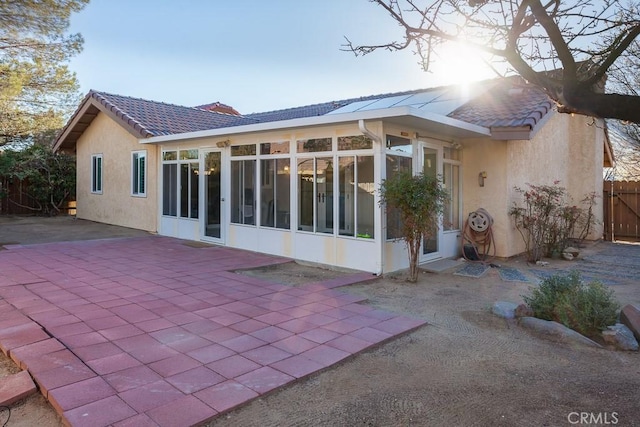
(203, 151), (223, 240)
(297, 157), (334, 234)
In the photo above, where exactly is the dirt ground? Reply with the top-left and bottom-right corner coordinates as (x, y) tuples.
(208, 248), (640, 427)
(1, 217), (639, 427)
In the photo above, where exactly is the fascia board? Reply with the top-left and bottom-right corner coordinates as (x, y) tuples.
(140, 106), (491, 144)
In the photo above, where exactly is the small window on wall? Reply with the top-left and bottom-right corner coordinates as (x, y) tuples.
(132, 151), (146, 196)
(91, 154), (103, 194)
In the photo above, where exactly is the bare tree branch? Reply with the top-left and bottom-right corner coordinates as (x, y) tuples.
(346, 0), (640, 123)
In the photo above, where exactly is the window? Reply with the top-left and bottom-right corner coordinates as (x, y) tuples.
(338, 135), (373, 151)
(442, 158), (462, 231)
(386, 134), (413, 155)
(180, 162), (199, 219)
(162, 163), (177, 216)
(231, 145), (257, 156)
(297, 138), (332, 153)
(231, 160), (256, 225)
(162, 149), (198, 218)
(91, 154), (103, 194)
(260, 158), (290, 229)
(338, 156), (374, 238)
(260, 142), (289, 155)
(132, 151), (146, 196)
(385, 135), (413, 240)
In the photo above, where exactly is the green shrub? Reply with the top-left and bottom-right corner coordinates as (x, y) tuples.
(523, 271), (619, 337)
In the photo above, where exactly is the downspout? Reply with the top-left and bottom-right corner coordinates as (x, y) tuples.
(359, 119), (384, 276)
(610, 175), (615, 242)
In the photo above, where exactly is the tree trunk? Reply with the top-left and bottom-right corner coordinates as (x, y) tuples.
(408, 239), (419, 283)
(556, 87), (640, 123)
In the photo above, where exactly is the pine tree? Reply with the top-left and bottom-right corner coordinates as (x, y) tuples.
(0, 0), (89, 146)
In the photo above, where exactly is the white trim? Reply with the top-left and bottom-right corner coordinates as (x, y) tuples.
(131, 150), (147, 197)
(91, 154), (103, 194)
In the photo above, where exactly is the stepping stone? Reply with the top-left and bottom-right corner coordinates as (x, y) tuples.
(0, 370), (37, 406)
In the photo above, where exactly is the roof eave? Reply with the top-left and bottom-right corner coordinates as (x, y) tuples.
(53, 93), (154, 152)
(489, 126), (532, 140)
(141, 106), (491, 145)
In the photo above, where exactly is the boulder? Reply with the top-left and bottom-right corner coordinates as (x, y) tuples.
(518, 317), (601, 348)
(514, 304), (534, 318)
(602, 323), (639, 351)
(563, 247), (580, 257)
(492, 301), (518, 319)
(562, 252), (574, 261)
(620, 304), (640, 342)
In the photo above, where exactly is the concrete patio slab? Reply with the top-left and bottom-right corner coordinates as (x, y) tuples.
(0, 236), (425, 426)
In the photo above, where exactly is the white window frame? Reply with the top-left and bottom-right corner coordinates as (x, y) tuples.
(132, 150), (147, 197)
(91, 154), (103, 194)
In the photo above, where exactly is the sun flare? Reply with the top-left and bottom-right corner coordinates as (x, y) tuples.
(431, 43), (496, 86)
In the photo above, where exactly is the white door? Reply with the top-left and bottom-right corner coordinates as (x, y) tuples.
(201, 150), (225, 244)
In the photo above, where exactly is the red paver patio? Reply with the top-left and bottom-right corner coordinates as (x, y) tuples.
(0, 236), (426, 426)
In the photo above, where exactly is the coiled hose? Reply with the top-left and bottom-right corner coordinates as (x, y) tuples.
(461, 208), (496, 262)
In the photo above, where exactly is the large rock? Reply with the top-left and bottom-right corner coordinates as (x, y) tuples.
(620, 304), (640, 342)
(602, 323), (639, 351)
(563, 247), (580, 257)
(492, 301), (518, 319)
(518, 317), (601, 348)
(515, 304), (534, 318)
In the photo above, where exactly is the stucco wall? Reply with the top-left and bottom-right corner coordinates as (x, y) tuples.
(460, 137), (510, 256)
(566, 117), (605, 240)
(461, 112), (605, 259)
(76, 113), (157, 232)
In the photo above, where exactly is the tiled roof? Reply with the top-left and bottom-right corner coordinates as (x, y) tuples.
(90, 92), (258, 136)
(55, 76), (556, 152)
(245, 88), (429, 123)
(448, 77), (555, 128)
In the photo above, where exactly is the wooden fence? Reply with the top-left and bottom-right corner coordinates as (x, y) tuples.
(603, 181), (640, 241)
(0, 177), (75, 216)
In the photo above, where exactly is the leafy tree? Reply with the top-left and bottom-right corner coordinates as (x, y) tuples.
(0, 143), (75, 215)
(345, 0), (640, 123)
(379, 172), (449, 282)
(0, 0), (89, 146)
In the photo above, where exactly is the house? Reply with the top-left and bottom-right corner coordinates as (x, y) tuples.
(54, 76), (614, 274)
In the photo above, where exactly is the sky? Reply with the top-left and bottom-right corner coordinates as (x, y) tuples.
(68, 0), (497, 114)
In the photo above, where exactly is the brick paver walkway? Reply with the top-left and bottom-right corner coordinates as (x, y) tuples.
(0, 236), (424, 426)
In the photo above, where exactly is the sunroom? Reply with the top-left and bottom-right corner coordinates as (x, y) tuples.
(144, 108), (489, 275)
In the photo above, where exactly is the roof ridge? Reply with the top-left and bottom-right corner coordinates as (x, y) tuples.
(90, 90), (153, 137)
(91, 90), (247, 118)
